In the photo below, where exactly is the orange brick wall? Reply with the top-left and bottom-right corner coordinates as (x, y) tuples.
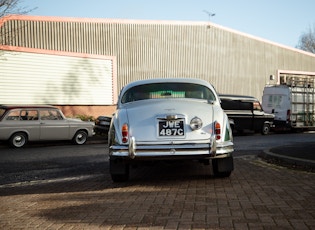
(55, 105), (116, 119)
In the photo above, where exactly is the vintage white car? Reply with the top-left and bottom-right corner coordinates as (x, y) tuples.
(0, 105), (95, 147)
(108, 78), (234, 182)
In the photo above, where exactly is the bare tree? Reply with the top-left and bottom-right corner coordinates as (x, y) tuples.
(296, 24), (315, 54)
(0, 0), (31, 17)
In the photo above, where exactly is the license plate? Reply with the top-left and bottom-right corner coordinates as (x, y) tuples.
(158, 119), (184, 136)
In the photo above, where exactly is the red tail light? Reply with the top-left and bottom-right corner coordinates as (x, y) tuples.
(122, 123), (129, 143)
(215, 122), (221, 140)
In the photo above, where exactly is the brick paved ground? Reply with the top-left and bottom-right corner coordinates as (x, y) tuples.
(0, 155), (314, 229)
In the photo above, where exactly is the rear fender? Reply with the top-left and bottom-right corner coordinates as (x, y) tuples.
(214, 110), (233, 142)
(109, 110), (129, 145)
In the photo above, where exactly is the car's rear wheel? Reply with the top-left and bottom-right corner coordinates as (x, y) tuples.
(261, 123), (270, 135)
(110, 159), (130, 182)
(111, 166), (129, 182)
(72, 130), (88, 145)
(9, 132), (28, 148)
(212, 157), (233, 178)
(111, 172), (129, 182)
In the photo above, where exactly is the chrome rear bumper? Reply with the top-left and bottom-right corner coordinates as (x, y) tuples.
(110, 136), (234, 159)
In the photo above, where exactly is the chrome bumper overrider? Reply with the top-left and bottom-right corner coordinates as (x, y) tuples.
(109, 136), (234, 159)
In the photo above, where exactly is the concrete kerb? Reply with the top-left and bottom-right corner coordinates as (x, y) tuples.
(259, 148), (315, 172)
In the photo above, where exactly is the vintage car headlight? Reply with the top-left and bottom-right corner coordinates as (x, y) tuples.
(190, 116), (203, 130)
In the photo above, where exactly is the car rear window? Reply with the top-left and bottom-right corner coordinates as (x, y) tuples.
(121, 83), (216, 104)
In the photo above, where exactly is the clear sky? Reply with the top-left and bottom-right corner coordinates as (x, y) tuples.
(21, 0), (314, 49)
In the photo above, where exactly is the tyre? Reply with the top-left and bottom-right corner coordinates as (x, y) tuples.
(230, 124), (235, 134)
(72, 130), (88, 145)
(236, 129), (244, 134)
(212, 157), (233, 178)
(9, 132), (28, 148)
(110, 158), (130, 182)
(111, 173), (129, 182)
(110, 165), (129, 182)
(261, 123), (270, 135)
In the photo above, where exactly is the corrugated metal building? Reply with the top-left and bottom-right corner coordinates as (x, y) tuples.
(1, 15), (315, 117)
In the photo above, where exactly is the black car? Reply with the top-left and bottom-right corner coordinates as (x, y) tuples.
(94, 116), (112, 135)
(219, 94), (274, 135)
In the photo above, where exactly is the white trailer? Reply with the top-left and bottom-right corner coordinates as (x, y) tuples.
(262, 75), (315, 131)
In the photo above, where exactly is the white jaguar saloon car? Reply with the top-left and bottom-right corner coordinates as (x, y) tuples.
(108, 78), (234, 182)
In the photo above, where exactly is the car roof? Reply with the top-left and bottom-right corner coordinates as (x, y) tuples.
(0, 105), (57, 110)
(122, 78), (214, 90)
(219, 94), (258, 102)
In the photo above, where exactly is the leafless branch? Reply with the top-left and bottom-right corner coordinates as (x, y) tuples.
(297, 23), (315, 54)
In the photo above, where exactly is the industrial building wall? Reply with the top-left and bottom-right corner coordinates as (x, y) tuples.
(1, 15), (315, 105)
